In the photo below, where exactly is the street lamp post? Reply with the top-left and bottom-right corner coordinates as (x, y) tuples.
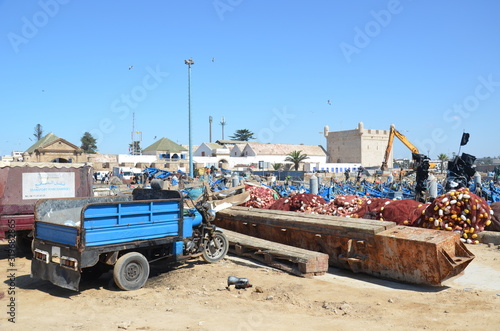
(185, 58), (194, 178)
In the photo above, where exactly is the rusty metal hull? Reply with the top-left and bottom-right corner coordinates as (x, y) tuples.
(215, 207), (474, 286)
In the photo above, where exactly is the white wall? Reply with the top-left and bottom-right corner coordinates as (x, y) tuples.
(117, 154), (157, 165)
(304, 162), (361, 173)
(193, 155), (327, 170)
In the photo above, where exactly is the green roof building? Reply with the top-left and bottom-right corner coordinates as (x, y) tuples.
(142, 137), (187, 160)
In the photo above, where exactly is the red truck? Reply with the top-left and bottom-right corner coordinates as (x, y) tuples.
(0, 162), (93, 250)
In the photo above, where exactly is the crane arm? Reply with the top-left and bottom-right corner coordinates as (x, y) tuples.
(381, 129), (395, 170)
(381, 126), (420, 171)
(393, 129), (419, 154)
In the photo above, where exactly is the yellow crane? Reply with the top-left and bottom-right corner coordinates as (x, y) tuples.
(381, 124), (426, 171)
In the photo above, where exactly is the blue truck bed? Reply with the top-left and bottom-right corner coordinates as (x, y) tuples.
(33, 190), (200, 248)
(34, 199), (184, 247)
(83, 200), (183, 246)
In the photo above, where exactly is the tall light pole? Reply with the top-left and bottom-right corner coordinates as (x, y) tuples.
(185, 58), (194, 178)
(209, 116), (213, 143)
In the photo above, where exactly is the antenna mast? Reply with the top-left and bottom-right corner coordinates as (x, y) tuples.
(131, 112), (142, 155)
(209, 116), (213, 143)
(220, 116), (226, 140)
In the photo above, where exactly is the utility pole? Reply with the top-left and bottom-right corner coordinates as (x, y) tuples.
(131, 113), (142, 155)
(185, 58), (194, 178)
(220, 116), (226, 140)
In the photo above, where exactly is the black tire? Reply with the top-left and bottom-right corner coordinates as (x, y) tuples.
(202, 231), (229, 263)
(113, 252), (150, 291)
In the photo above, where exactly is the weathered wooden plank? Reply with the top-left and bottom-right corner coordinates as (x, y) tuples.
(223, 229), (329, 277)
(207, 185), (246, 199)
(234, 207), (395, 231)
(218, 206), (394, 237)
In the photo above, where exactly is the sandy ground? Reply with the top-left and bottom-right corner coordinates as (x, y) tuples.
(1, 239), (499, 331)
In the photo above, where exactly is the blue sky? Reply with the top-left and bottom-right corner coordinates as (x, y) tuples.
(1, 0), (499, 160)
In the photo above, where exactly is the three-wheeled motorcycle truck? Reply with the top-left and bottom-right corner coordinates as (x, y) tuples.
(31, 189), (228, 291)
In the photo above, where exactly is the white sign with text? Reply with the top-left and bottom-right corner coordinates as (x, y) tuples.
(22, 172), (75, 200)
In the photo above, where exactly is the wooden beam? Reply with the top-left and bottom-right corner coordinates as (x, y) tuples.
(223, 228), (329, 277)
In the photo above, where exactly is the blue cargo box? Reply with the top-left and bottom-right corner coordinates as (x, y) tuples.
(82, 200), (182, 246)
(34, 194), (186, 248)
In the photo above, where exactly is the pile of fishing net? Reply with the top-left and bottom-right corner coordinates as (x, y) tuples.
(416, 187), (493, 243)
(486, 202), (500, 231)
(241, 185), (278, 209)
(239, 185), (494, 242)
(268, 193), (326, 212)
(361, 199), (429, 226)
(327, 195), (367, 217)
(252, 190), (431, 226)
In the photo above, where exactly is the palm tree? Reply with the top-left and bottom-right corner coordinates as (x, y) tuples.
(271, 163), (283, 171)
(437, 153), (449, 173)
(285, 150), (309, 171)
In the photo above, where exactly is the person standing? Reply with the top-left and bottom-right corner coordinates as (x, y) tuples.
(356, 167), (363, 183)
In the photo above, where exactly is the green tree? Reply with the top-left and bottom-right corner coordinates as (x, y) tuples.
(284, 150), (309, 171)
(271, 163), (283, 171)
(33, 124), (43, 141)
(229, 129), (255, 141)
(437, 153), (449, 173)
(81, 132), (98, 154)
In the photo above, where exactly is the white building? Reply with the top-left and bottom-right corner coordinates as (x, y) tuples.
(193, 142), (327, 171)
(0, 151), (23, 162)
(194, 143), (229, 157)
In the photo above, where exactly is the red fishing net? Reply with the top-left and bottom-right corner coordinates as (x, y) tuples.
(239, 186), (493, 242)
(241, 185), (278, 209)
(417, 187), (493, 243)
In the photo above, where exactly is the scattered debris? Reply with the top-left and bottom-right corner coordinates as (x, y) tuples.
(117, 321), (131, 329)
(227, 276), (252, 289)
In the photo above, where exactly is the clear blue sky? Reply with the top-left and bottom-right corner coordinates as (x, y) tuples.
(1, 0), (499, 160)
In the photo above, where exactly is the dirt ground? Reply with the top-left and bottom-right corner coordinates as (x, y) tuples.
(1, 240), (499, 331)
